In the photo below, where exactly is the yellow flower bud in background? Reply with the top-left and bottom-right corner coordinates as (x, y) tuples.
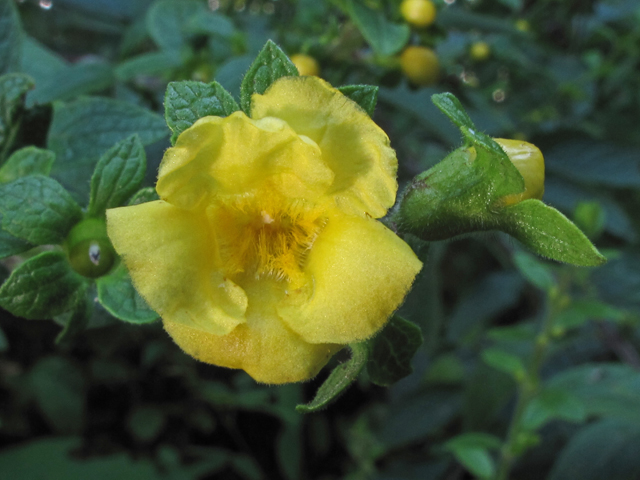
(290, 53), (320, 77)
(470, 41), (491, 61)
(495, 138), (545, 206)
(400, 46), (440, 86)
(515, 19), (530, 32)
(400, 0), (437, 28)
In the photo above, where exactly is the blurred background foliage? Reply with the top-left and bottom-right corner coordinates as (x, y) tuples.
(2, 0), (640, 478)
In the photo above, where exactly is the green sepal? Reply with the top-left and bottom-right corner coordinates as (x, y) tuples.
(366, 315), (423, 387)
(128, 187), (160, 206)
(0, 175), (82, 245)
(500, 200), (606, 267)
(0, 146), (55, 183)
(0, 251), (89, 320)
(240, 40), (299, 115)
(431, 92), (475, 130)
(165, 80), (239, 144)
(0, 73), (34, 155)
(296, 343), (368, 413)
(55, 294), (91, 346)
(338, 85), (379, 117)
(96, 263), (158, 324)
(87, 135), (146, 217)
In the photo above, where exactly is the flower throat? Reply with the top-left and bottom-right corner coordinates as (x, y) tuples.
(213, 193), (326, 285)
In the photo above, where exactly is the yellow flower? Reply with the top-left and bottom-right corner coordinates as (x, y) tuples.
(494, 138), (545, 206)
(106, 76), (422, 384)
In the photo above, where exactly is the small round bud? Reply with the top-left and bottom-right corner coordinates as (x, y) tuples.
(470, 41), (491, 61)
(400, 0), (437, 28)
(400, 46), (440, 86)
(494, 138), (545, 206)
(66, 218), (116, 278)
(515, 19), (530, 32)
(290, 54), (320, 77)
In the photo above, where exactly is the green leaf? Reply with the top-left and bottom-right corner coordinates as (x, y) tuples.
(0, 0), (22, 74)
(28, 356), (85, 433)
(338, 84), (379, 117)
(0, 146), (55, 183)
(27, 61), (114, 107)
(128, 186), (159, 205)
(165, 80), (239, 144)
(481, 347), (526, 381)
(346, 0), (410, 56)
(0, 437), (159, 479)
(146, 0), (206, 51)
(97, 264), (158, 324)
(0, 223), (31, 259)
(0, 251), (89, 320)
(366, 315), (423, 386)
(547, 363), (640, 423)
(296, 343), (368, 413)
(500, 199), (606, 266)
(115, 50), (183, 81)
(0, 324), (7, 352)
(431, 92), (475, 131)
(0, 175), (82, 245)
(0, 73), (33, 153)
(186, 11), (235, 38)
(549, 419), (640, 480)
(239, 40), (298, 114)
(512, 250), (556, 291)
(127, 406), (166, 442)
(443, 433), (499, 479)
(555, 299), (627, 332)
(47, 97), (168, 199)
(20, 37), (67, 85)
(88, 135), (146, 216)
(522, 388), (586, 430)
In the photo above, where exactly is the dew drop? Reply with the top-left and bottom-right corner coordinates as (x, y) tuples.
(39, 0), (53, 10)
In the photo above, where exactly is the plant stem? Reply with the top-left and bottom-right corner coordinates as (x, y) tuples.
(494, 288), (562, 480)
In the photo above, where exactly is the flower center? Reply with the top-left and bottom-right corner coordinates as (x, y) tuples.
(212, 193), (326, 284)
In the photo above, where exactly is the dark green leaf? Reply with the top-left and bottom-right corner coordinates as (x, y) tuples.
(165, 80), (239, 144)
(128, 186), (159, 205)
(346, 0), (410, 56)
(0, 146), (55, 183)
(146, 0), (207, 51)
(521, 388), (586, 430)
(0, 324), (7, 352)
(28, 356), (85, 433)
(97, 264), (158, 324)
(0, 251), (89, 320)
(127, 406), (166, 442)
(512, 250), (556, 291)
(547, 363), (640, 423)
(0, 223), (32, 259)
(186, 11), (235, 38)
(367, 315), (423, 386)
(47, 97), (168, 199)
(115, 50), (183, 81)
(444, 433), (501, 479)
(549, 419), (640, 480)
(0, 175), (82, 245)
(27, 61), (114, 107)
(55, 294), (91, 346)
(481, 347), (526, 381)
(431, 92), (476, 131)
(20, 37), (67, 85)
(0, 437), (159, 479)
(296, 343), (368, 413)
(88, 135), (146, 216)
(240, 40), (298, 114)
(437, 8), (520, 34)
(0, 73), (33, 152)
(500, 199), (606, 267)
(0, 0), (22, 74)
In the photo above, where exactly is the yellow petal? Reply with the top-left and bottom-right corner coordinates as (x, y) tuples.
(251, 76), (398, 218)
(278, 212), (423, 344)
(106, 200), (247, 335)
(494, 138), (545, 206)
(157, 113), (334, 210)
(163, 280), (342, 384)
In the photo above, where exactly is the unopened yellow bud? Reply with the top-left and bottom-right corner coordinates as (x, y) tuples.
(400, 46), (440, 86)
(400, 0), (437, 28)
(495, 138), (545, 205)
(290, 54), (320, 77)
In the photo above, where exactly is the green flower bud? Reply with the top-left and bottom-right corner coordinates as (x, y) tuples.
(66, 218), (116, 278)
